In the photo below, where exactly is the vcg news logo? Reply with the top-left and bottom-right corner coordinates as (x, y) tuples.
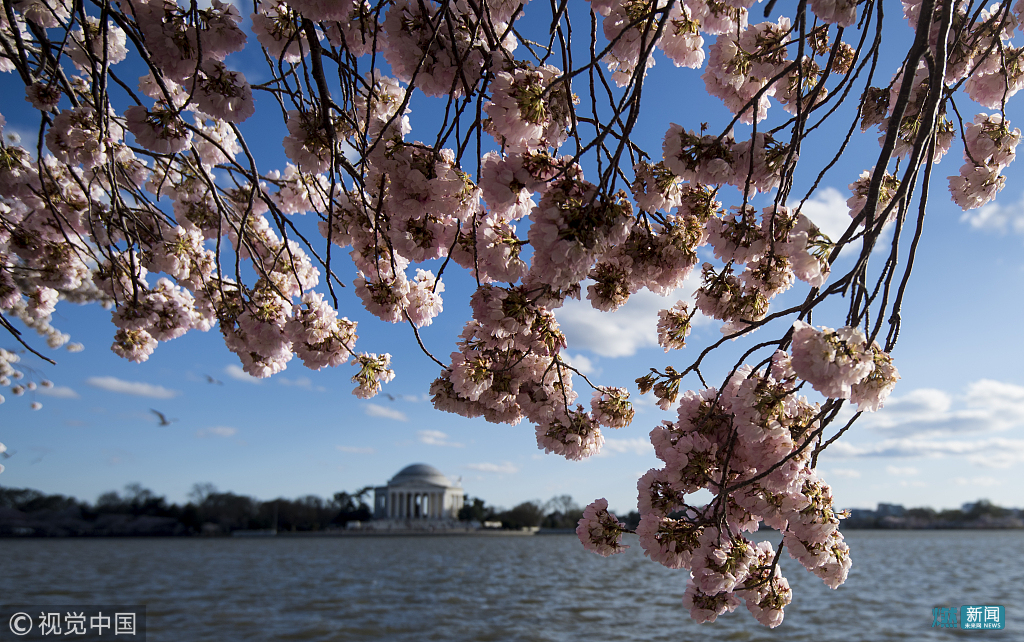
(933, 606), (1006, 630)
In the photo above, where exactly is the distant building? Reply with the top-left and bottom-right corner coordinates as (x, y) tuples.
(373, 464), (464, 521)
(876, 503), (906, 518)
(847, 508), (877, 521)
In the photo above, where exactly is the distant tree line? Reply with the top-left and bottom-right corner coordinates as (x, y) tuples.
(458, 494), (641, 531)
(844, 500), (1023, 529)
(1, 483), (653, 536)
(0, 483), (373, 536)
(8, 482), (1020, 537)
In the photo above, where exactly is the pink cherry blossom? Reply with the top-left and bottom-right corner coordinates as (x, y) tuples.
(576, 498), (630, 556)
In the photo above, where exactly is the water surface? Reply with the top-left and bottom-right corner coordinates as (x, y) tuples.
(2, 530), (1021, 641)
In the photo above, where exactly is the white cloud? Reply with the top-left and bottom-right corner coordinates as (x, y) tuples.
(196, 0), (243, 9)
(868, 388), (952, 422)
(562, 352), (599, 377)
(954, 476), (1003, 487)
(36, 386), (80, 399)
(556, 276), (703, 358)
(365, 403), (408, 421)
(465, 462), (519, 474)
(599, 437), (655, 457)
(960, 190), (1024, 236)
(631, 392), (671, 414)
(417, 429), (464, 448)
(86, 376), (180, 399)
(827, 468), (862, 479)
(401, 393), (431, 402)
(885, 465), (919, 476)
(798, 186), (898, 259)
(800, 187), (853, 242)
(858, 380), (1024, 436)
(278, 376), (325, 392)
(224, 365), (262, 383)
(828, 437), (1024, 468)
(196, 426), (238, 438)
(337, 445), (376, 454)
(2, 123), (39, 160)
(964, 379), (1024, 418)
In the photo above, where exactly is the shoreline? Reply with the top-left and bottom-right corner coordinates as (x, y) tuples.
(3, 524), (1023, 538)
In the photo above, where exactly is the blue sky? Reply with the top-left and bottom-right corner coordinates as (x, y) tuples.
(2, 1), (1024, 515)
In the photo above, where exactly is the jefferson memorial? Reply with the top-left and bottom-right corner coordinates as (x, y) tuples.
(373, 463), (464, 521)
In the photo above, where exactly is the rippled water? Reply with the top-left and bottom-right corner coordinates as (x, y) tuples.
(2, 530), (1021, 641)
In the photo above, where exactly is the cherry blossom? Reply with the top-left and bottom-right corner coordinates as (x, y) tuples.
(576, 498), (630, 556)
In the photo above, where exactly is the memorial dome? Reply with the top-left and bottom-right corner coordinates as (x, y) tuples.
(374, 463), (465, 520)
(389, 463), (452, 487)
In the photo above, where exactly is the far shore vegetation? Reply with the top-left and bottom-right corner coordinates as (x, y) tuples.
(1, 483), (1020, 537)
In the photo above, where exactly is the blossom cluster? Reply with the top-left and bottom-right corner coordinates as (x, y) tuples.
(0, 347), (54, 410)
(383, 0), (516, 98)
(484, 62), (575, 152)
(0, 0), (1005, 409)
(580, 324), (894, 624)
(696, 205), (833, 335)
(429, 283), (612, 459)
(791, 321), (900, 411)
(622, 350), (869, 626)
(949, 114), (1021, 210)
(576, 498), (629, 556)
